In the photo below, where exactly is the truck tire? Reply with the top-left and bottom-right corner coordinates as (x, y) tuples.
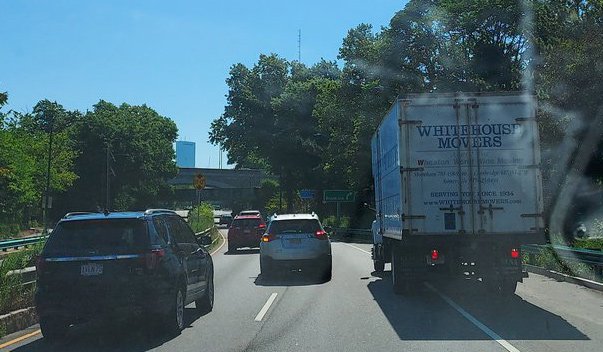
(374, 259), (385, 272)
(391, 247), (406, 294)
(487, 278), (518, 296)
(228, 243), (237, 253)
(373, 244), (385, 272)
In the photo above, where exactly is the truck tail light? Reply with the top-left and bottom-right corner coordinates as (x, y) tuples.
(315, 230), (328, 240)
(261, 234), (274, 242)
(431, 249), (439, 261)
(510, 248), (520, 259)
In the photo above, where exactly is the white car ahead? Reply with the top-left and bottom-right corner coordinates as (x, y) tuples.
(259, 213), (332, 281)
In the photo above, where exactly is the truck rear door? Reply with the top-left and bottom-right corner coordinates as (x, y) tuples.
(399, 94), (543, 237)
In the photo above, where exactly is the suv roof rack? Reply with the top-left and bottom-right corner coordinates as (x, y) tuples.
(63, 212), (95, 219)
(144, 209), (177, 215)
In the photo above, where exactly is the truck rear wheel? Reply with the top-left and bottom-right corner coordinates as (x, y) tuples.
(373, 244), (385, 272)
(487, 278), (518, 296)
(391, 247), (406, 294)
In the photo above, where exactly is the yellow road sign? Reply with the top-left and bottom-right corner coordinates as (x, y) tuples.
(194, 173), (206, 190)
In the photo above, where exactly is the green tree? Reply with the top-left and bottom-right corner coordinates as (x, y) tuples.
(56, 101), (178, 214)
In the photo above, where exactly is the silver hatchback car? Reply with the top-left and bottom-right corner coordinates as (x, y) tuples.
(259, 213), (332, 280)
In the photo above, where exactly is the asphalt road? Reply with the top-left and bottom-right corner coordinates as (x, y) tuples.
(2, 229), (602, 352)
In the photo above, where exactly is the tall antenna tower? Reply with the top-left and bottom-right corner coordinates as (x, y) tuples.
(297, 29), (301, 62)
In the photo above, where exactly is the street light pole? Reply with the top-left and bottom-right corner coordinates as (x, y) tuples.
(106, 144), (110, 211)
(42, 114), (54, 235)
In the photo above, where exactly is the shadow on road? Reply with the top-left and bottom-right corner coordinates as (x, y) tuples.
(367, 274), (589, 341)
(253, 270), (329, 287)
(11, 307), (207, 352)
(225, 248), (260, 255)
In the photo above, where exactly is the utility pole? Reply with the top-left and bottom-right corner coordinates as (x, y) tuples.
(219, 147), (223, 169)
(298, 29), (301, 62)
(42, 113), (54, 234)
(106, 144), (110, 211)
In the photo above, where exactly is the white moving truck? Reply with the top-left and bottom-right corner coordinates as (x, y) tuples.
(371, 92), (545, 295)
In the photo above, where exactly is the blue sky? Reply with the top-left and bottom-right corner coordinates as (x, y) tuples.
(1, 0), (405, 168)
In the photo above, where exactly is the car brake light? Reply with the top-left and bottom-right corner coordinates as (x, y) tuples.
(315, 230), (328, 240)
(431, 249), (439, 261)
(510, 248), (520, 259)
(261, 234), (274, 242)
(258, 223), (266, 229)
(145, 248), (165, 270)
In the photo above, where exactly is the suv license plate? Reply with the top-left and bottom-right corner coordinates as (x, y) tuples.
(81, 263), (103, 276)
(288, 239), (301, 245)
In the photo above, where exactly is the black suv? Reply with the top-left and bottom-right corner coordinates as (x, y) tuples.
(35, 209), (214, 340)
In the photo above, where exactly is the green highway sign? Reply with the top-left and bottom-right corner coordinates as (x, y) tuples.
(323, 190), (355, 203)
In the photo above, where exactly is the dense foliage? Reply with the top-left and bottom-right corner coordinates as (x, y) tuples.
(0, 95), (178, 235)
(210, 0), (603, 227)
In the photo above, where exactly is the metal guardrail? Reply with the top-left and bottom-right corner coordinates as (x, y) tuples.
(333, 228), (372, 236)
(522, 244), (603, 274)
(0, 235), (48, 252)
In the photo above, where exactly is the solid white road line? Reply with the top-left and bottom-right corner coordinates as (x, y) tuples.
(254, 293), (278, 322)
(425, 283), (522, 352)
(210, 230), (226, 256)
(343, 242), (522, 352)
(340, 242), (372, 255)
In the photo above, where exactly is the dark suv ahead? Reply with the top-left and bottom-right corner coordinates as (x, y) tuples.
(35, 209), (214, 340)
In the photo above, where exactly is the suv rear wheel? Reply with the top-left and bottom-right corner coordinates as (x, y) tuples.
(164, 287), (185, 334)
(320, 257), (332, 282)
(40, 316), (68, 342)
(196, 269), (214, 314)
(260, 257), (273, 278)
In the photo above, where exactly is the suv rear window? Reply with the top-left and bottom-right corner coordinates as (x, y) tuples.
(44, 219), (149, 256)
(268, 219), (321, 234)
(231, 218), (262, 228)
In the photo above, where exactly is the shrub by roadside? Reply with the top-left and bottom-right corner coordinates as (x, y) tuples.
(0, 243), (43, 317)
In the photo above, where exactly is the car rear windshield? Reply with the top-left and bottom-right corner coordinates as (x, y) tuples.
(240, 211), (260, 216)
(269, 219), (321, 234)
(44, 219), (149, 256)
(231, 218), (262, 228)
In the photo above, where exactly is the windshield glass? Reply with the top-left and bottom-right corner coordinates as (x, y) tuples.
(44, 219), (148, 256)
(1, 0), (602, 351)
(231, 218), (262, 228)
(269, 219), (322, 234)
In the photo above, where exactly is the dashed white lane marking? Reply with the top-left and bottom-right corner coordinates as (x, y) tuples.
(254, 293), (278, 322)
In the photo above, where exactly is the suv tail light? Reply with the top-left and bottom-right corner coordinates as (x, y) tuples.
(315, 230), (328, 240)
(261, 234), (275, 242)
(145, 248), (165, 270)
(510, 248), (520, 259)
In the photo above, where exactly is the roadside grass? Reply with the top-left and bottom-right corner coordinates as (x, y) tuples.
(0, 243), (43, 317)
(209, 227), (223, 252)
(573, 238), (603, 250)
(523, 245), (601, 283)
